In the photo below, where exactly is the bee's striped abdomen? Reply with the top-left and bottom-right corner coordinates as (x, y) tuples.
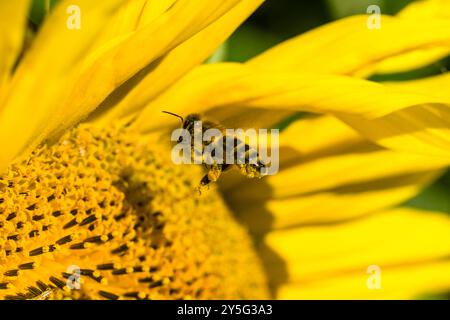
(233, 138), (265, 178)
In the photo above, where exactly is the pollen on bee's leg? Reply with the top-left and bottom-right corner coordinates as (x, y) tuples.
(0, 123), (269, 300)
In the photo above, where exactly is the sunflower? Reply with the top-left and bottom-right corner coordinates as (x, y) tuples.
(0, 0), (449, 300)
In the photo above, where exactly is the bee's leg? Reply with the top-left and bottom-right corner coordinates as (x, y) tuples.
(243, 163), (266, 178)
(246, 153), (266, 178)
(198, 174), (212, 193)
(197, 164), (224, 192)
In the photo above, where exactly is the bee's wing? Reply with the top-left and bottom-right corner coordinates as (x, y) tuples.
(202, 120), (226, 133)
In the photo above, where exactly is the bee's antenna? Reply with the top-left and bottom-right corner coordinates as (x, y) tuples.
(162, 111), (184, 124)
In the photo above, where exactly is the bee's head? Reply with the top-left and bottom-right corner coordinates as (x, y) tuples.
(162, 111), (201, 143)
(184, 114), (201, 128)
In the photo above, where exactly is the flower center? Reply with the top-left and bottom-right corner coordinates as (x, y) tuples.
(0, 123), (269, 300)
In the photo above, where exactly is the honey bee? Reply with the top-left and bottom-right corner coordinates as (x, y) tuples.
(163, 111), (266, 190)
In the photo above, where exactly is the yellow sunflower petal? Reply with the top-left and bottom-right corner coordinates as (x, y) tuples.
(219, 115), (363, 191)
(374, 47), (450, 75)
(226, 145), (448, 200)
(385, 73), (450, 103)
(247, 15), (450, 77)
(276, 260), (450, 299)
(0, 0), (124, 172)
(90, 0), (176, 52)
(204, 107), (293, 130)
(339, 103), (450, 159)
(67, 0), (244, 109)
(374, 0), (450, 74)
(261, 208), (450, 297)
(0, 0), (30, 97)
(47, 0), (248, 138)
(228, 116), (442, 229)
(133, 63), (448, 133)
(93, 0), (264, 124)
(348, 74), (450, 158)
(235, 172), (438, 232)
(398, 0), (450, 20)
(276, 116), (363, 162)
